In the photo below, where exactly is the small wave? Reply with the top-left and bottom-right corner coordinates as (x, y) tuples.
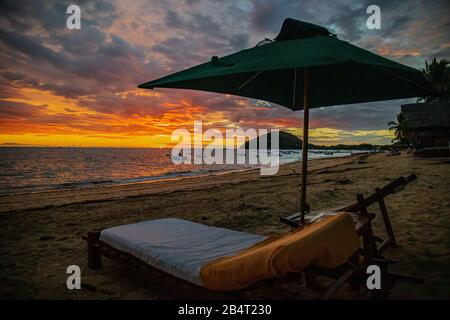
(0, 179), (117, 195)
(58, 179), (116, 187)
(115, 169), (212, 185)
(0, 169), (225, 195)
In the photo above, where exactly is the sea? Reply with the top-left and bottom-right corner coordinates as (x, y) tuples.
(0, 147), (369, 195)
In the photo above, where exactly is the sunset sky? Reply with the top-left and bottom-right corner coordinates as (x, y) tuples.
(0, 0), (449, 147)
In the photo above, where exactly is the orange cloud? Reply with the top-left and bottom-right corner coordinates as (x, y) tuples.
(377, 46), (421, 58)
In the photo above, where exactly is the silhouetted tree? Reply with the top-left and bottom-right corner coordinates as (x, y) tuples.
(388, 112), (410, 144)
(418, 58), (450, 102)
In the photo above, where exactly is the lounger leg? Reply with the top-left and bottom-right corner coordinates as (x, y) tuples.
(375, 191), (398, 248)
(362, 223), (378, 262)
(388, 272), (424, 285)
(348, 253), (361, 291)
(356, 194), (378, 261)
(87, 231), (102, 269)
(305, 268), (321, 290)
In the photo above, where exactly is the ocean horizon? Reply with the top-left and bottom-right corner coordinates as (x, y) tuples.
(0, 146), (368, 195)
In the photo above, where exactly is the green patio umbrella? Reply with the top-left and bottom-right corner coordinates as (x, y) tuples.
(138, 18), (431, 225)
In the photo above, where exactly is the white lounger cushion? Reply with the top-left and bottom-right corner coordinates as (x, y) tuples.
(100, 218), (266, 286)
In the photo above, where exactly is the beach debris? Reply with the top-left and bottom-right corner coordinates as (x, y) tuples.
(82, 282), (97, 292)
(385, 149), (401, 157)
(336, 178), (352, 185)
(39, 236), (55, 241)
(98, 284), (117, 295)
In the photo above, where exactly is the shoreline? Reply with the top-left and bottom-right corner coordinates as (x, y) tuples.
(0, 151), (369, 199)
(0, 153), (364, 214)
(0, 150), (376, 197)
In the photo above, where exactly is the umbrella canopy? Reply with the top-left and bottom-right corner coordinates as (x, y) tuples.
(138, 18), (431, 225)
(139, 19), (430, 109)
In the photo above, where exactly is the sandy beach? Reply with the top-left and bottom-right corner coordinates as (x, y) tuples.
(1, 152), (449, 299)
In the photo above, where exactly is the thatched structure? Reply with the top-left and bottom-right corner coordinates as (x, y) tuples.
(401, 102), (450, 156)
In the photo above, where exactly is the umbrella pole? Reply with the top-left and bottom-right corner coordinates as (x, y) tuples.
(299, 67), (310, 225)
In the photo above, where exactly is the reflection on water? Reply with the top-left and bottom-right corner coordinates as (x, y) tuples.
(0, 147), (364, 195)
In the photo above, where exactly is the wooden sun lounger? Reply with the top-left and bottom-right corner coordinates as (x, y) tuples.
(84, 210), (407, 299)
(279, 174), (423, 298)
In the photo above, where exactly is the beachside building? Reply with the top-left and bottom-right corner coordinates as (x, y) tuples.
(401, 101), (450, 157)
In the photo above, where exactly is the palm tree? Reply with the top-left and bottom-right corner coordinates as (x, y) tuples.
(388, 112), (410, 144)
(418, 58), (450, 103)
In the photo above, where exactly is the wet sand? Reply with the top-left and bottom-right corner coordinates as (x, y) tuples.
(0, 152), (449, 299)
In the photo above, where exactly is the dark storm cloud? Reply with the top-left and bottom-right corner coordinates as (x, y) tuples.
(99, 35), (144, 58)
(0, 29), (69, 69)
(230, 33), (250, 50)
(57, 25), (106, 55)
(0, 100), (48, 118)
(309, 98), (415, 131)
(0, 71), (27, 81)
(0, 0), (448, 139)
(0, 0), (118, 32)
(0, 0), (160, 107)
(152, 36), (205, 64)
(0, 1), (66, 31)
(0, 25), (152, 100)
(164, 9), (249, 50)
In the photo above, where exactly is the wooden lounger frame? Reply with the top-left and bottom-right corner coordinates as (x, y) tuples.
(280, 174), (418, 253)
(84, 214), (380, 299)
(280, 174), (423, 298)
(84, 174), (422, 299)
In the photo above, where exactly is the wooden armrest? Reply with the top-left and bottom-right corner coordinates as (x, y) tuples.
(280, 174), (417, 227)
(355, 213), (375, 235)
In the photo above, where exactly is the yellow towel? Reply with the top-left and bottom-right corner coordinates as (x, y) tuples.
(200, 213), (360, 291)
